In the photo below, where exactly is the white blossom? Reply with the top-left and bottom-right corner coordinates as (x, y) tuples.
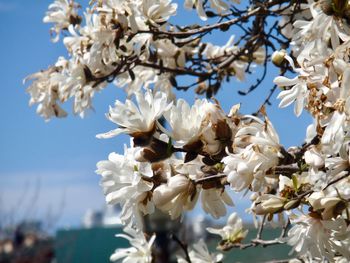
(96, 144), (154, 227)
(304, 146), (325, 170)
(223, 116), (280, 192)
(43, 0), (81, 42)
(141, 0), (177, 26)
(206, 212), (247, 243)
(153, 174), (198, 219)
(286, 214), (350, 260)
(97, 90), (172, 139)
(110, 226), (155, 263)
(201, 188), (234, 219)
(184, 0), (239, 21)
(177, 239), (223, 263)
(204, 36), (247, 81)
(26, 1), (350, 262)
(253, 194), (286, 215)
(25, 62), (67, 120)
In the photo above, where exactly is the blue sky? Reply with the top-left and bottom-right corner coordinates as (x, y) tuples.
(0, 1), (312, 229)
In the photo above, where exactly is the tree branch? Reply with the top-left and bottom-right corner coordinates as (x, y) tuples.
(138, 0), (290, 38)
(171, 234), (192, 263)
(323, 172), (350, 190)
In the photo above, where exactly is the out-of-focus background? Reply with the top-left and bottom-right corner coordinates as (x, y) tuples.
(0, 1), (310, 262)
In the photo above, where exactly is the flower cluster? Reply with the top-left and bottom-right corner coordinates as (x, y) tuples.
(25, 0), (258, 120)
(26, 0), (350, 262)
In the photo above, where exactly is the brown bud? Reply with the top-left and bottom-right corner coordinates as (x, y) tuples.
(183, 140), (203, 153)
(69, 15), (82, 26)
(320, 0), (334, 15)
(333, 200), (347, 216)
(195, 81), (207, 95)
(184, 152), (198, 163)
(201, 165), (219, 175)
(136, 138), (172, 163)
(132, 123), (156, 146)
(201, 180), (220, 190)
(215, 119), (232, 142)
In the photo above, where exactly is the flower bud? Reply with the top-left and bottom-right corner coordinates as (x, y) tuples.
(153, 175), (190, 207)
(135, 138), (173, 163)
(271, 50), (286, 67)
(283, 199), (300, 210)
(304, 147), (325, 169)
(253, 195), (285, 215)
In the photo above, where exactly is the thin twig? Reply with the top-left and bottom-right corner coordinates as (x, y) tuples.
(220, 237), (285, 251)
(137, 0), (289, 38)
(194, 174), (227, 184)
(323, 172), (350, 190)
(279, 219), (290, 239)
(171, 234), (192, 263)
(256, 215), (267, 240)
(137, 61), (213, 78)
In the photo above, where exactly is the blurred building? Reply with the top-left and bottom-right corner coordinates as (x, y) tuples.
(55, 205), (125, 263)
(55, 206), (293, 263)
(0, 221), (54, 263)
(82, 205), (121, 228)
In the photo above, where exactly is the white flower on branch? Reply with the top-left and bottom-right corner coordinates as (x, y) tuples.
(64, 61), (107, 117)
(292, 1), (350, 55)
(97, 90), (172, 140)
(253, 194), (286, 215)
(63, 24), (88, 56)
(25, 72), (66, 120)
(25, 59), (68, 120)
(275, 75), (308, 117)
(325, 142), (350, 181)
(206, 212), (248, 244)
(110, 226), (155, 263)
(278, 173), (312, 198)
(26, 0), (350, 261)
(96, 144), (154, 227)
(26, 56), (107, 119)
(177, 239), (223, 263)
(79, 12), (121, 75)
(141, 0), (177, 27)
(223, 116), (280, 192)
(304, 146), (325, 170)
(273, 54), (309, 117)
(308, 191), (344, 220)
(201, 188), (234, 219)
(204, 36), (247, 81)
(154, 39), (187, 68)
(153, 174), (198, 219)
(286, 213), (350, 260)
(165, 98), (235, 159)
(184, 0), (239, 21)
(43, 0), (81, 42)
(321, 67), (350, 153)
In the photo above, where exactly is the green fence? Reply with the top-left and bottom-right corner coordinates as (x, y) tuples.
(55, 227), (128, 263)
(55, 227), (293, 263)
